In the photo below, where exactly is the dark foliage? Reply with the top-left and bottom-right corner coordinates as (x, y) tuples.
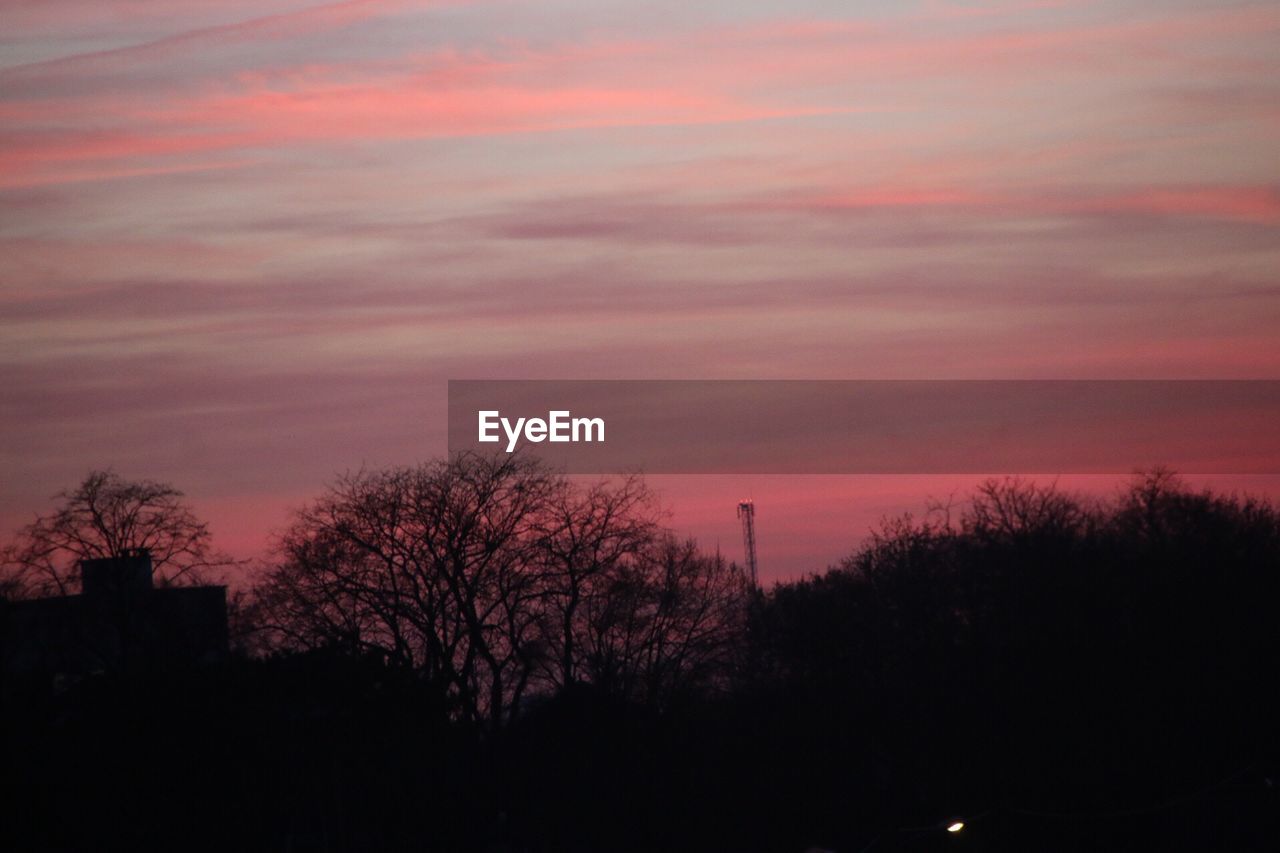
(3, 470), (1277, 851)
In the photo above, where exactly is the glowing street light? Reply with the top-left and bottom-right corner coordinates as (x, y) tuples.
(861, 817), (969, 852)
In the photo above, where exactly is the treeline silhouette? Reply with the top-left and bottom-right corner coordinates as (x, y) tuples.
(245, 458), (749, 728)
(2, 461), (1277, 852)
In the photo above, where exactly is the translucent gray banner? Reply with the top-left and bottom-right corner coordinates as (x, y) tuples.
(447, 380), (1280, 474)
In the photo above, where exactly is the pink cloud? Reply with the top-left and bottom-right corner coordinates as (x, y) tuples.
(5, 3), (1277, 187)
(779, 184), (1280, 225)
(1085, 187), (1280, 225)
(1, 0), (430, 74)
(3, 1), (1278, 573)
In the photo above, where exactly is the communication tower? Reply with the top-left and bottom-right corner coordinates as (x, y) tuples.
(737, 500), (759, 586)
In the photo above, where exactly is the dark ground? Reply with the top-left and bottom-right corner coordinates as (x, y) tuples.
(3, 479), (1278, 852)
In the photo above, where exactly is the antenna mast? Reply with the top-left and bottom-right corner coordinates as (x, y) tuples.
(737, 500), (758, 586)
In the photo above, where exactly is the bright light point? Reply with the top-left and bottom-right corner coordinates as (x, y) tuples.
(946, 821), (964, 833)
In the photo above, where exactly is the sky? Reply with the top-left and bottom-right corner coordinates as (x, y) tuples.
(2, 0), (1279, 581)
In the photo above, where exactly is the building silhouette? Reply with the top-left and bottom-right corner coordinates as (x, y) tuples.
(1, 549), (228, 684)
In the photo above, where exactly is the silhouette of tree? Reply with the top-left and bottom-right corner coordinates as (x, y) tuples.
(0, 470), (228, 598)
(250, 455), (751, 726)
(254, 454), (559, 727)
(966, 476), (1094, 540)
(578, 535), (751, 705)
(530, 475), (663, 690)
(6, 467), (1278, 852)
(744, 470), (1280, 849)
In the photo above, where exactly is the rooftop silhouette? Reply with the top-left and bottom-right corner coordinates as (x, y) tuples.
(1, 549), (228, 683)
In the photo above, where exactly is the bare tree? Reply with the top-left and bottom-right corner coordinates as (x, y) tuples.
(1, 470), (228, 598)
(578, 536), (752, 705)
(253, 454), (561, 728)
(1114, 466), (1189, 540)
(966, 476), (1092, 540)
(250, 455), (752, 725)
(530, 475), (663, 690)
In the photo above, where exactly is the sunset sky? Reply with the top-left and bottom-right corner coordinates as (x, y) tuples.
(3, 0), (1278, 580)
